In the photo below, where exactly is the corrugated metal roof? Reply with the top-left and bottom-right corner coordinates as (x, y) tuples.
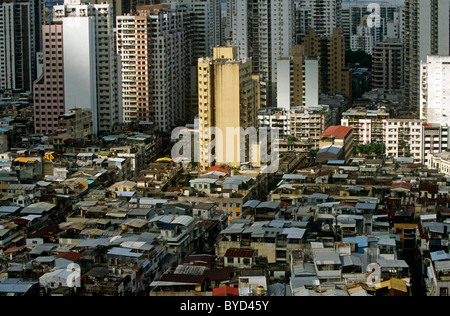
(256, 201), (279, 209)
(283, 227), (306, 239)
(221, 223), (247, 234)
(0, 279), (38, 294)
(430, 250), (450, 261)
(241, 203), (261, 213)
(356, 203), (377, 210)
(107, 247), (142, 258)
(377, 259), (409, 268)
(149, 215), (174, 223)
(313, 250), (341, 265)
(317, 145), (343, 155)
(282, 174), (307, 180)
(171, 215), (194, 227)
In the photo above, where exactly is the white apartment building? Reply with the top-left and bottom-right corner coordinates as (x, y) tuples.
(404, 0), (450, 109)
(53, 0), (120, 135)
(420, 55), (450, 128)
(350, 23), (378, 55)
(341, 107), (389, 144)
(117, 5), (189, 132)
(229, 0), (294, 108)
(258, 108), (290, 138)
(383, 119), (424, 163)
(257, 104), (332, 145)
(341, 0), (404, 51)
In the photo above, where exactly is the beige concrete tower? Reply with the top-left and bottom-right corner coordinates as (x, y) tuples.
(197, 46), (260, 170)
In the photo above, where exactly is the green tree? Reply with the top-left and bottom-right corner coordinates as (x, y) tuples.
(346, 49), (372, 69)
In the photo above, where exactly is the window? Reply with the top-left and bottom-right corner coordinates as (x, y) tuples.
(440, 288), (448, 296)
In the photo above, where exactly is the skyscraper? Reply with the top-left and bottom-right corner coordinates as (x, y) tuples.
(0, 0), (44, 92)
(33, 24), (65, 135)
(300, 28), (352, 104)
(404, 0), (450, 110)
(197, 46), (260, 170)
(168, 0), (221, 59)
(341, 0), (404, 51)
(277, 45), (319, 110)
(229, 0), (294, 108)
(167, 0), (222, 122)
(117, 4), (190, 132)
(52, 0), (120, 135)
(297, 0), (342, 37)
(372, 38), (404, 90)
(420, 55), (450, 127)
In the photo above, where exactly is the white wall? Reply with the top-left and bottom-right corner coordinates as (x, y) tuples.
(63, 17), (98, 134)
(304, 58), (319, 107)
(277, 59), (291, 110)
(421, 55), (450, 127)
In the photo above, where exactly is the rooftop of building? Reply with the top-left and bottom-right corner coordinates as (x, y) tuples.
(321, 125), (352, 139)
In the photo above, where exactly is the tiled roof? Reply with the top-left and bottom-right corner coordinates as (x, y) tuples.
(321, 125), (352, 139)
(55, 251), (83, 262)
(224, 248), (255, 258)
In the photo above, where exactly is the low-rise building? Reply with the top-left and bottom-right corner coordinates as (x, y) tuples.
(341, 107), (389, 144)
(216, 219), (307, 266)
(318, 125), (353, 164)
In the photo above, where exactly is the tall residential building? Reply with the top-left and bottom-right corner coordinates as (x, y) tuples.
(197, 46), (260, 170)
(420, 55), (450, 127)
(117, 4), (190, 132)
(168, 0), (221, 59)
(90, 0), (134, 21)
(229, 0), (294, 108)
(167, 0), (221, 122)
(341, 0), (404, 51)
(297, 0), (342, 37)
(403, 0), (450, 110)
(0, 0), (44, 92)
(53, 0), (120, 135)
(300, 28), (353, 104)
(277, 45), (319, 110)
(33, 24), (65, 135)
(372, 38), (404, 90)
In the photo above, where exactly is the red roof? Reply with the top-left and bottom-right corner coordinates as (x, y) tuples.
(55, 251), (83, 262)
(321, 125), (352, 139)
(213, 285), (239, 296)
(202, 165), (230, 175)
(390, 182), (412, 190)
(3, 246), (24, 255)
(224, 248), (255, 258)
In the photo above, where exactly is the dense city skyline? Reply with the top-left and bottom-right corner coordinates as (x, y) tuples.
(0, 0), (449, 300)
